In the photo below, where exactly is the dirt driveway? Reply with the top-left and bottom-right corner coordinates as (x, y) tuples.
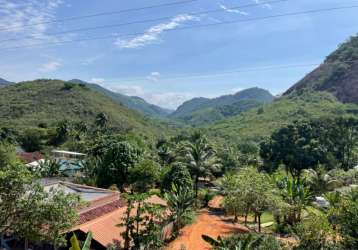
(166, 196), (249, 250)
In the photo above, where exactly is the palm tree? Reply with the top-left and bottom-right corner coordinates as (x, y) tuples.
(165, 184), (195, 233)
(180, 134), (220, 197)
(303, 167), (343, 194)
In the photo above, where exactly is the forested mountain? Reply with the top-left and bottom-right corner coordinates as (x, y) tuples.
(0, 79), (169, 137)
(170, 87), (274, 126)
(207, 91), (358, 142)
(207, 36), (358, 142)
(69, 79), (173, 118)
(285, 35), (358, 104)
(0, 77), (13, 86)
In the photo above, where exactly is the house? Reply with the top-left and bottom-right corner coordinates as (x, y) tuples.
(41, 180), (167, 249)
(26, 150), (86, 177)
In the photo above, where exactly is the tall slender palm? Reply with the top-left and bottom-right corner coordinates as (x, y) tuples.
(180, 134), (220, 197)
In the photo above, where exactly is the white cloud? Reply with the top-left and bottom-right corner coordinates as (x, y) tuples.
(220, 4), (249, 15)
(252, 0), (272, 9)
(0, 0), (66, 48)
(231, 87), (243, 93)
(147, 72), (161, 82)
(114, 14), (198, 49)
(90, 78), (105, 84)
(105, 84), (193, 109)
(39, 61), (61, 72)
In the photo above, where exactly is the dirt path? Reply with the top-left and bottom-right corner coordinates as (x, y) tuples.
(166, 196), (249, 250)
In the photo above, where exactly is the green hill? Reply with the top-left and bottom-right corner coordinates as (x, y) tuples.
(170, 87), (274, 126)
(207, 92), (358, 142)
(69, 79), (173, 118)
(0, 79), (169, 137)
(285, 35), (358, 104)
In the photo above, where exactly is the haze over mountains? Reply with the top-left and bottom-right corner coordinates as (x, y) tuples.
(69, 79), (173, 118)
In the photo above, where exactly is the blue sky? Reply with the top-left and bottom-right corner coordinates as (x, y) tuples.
(1, 0), (358, 109)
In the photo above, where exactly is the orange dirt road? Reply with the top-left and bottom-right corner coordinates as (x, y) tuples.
(166, 196), (249, 250)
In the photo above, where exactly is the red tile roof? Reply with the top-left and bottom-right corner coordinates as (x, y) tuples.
(17, 151), (44, 163)
(78, 199), (126, 225)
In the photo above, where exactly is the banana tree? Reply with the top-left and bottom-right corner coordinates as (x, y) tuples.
(69, 231), (92, 250)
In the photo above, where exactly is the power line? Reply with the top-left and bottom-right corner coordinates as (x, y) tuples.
(1, 4), (358, 52)
(0, 0), (199, 32)
(96, 59), (358, 83)
(0, 0), (288, 44)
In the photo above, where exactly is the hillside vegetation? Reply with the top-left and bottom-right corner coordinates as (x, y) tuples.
(170, 87), (274, 126)
(70, 79), (172, 118)
(285, 35), (358, 104)
(207, 91), (358, 142)
(0, 79), (169, 137)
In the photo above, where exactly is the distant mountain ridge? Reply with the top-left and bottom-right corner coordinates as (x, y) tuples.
(0, 77), (14, 86)
(69, 79), (173, 118)
(285, 35), (358, 104)
(169, 87), (274, 126)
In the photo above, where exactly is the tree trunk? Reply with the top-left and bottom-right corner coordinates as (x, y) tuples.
(234, 208), (238, 222)
(195, 176), (199, 198)
(258, 214), (262, 233)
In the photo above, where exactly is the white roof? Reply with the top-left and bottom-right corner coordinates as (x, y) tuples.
(52, 150), (86, 156)
(26, 159), (45, 167)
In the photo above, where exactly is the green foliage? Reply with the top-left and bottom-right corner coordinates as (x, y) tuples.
(161, 162), (193, 192)
(165, 184), (195, 233)
(220, 167), (281, 231)
(303, 167), (343, 195)
(261, 121), (329, 178)
(119, 193), (166, 250)
(0, 143), (19, 166)
(69, 232), (92, 250)
(38, 158), (62, 178)
(294, 213), (338, 250)
(94, 141), (141, 190)
(202, 233), (281, 250)
(0, 161), (80, 248)
(208, 92), (358, 142)
(20, 128), (47, 152)
(329, 188), (358, 249)
(170, 88), (274, 126)
(129, 159), (160, 193)
(180, 132), (221, 197)
(0, 79), (169, 139)
(277, 177), (312, 225)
